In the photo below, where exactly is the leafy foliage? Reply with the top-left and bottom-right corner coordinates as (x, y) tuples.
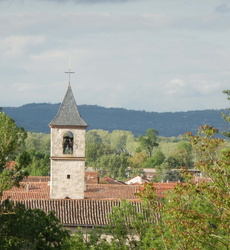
(19, 149), (50, 176)
(137, 129), (159, 157)
(65, 200), (151, 250)
(143, 150), (165, 168)
(137, 125), (230, 249)
(0, 110), (28, 196)
(0, 110), (27, 170)
(128, 152), (147, 176)
(222, 89), (230, 138)
(0, 199), (70, 250)
(95, 153), (129, 180)
(86, 143), (114, 167)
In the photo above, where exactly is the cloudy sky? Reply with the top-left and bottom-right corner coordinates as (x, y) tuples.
(0, 0), (230, 112)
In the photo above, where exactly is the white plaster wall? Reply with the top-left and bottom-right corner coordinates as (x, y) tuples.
(65, 227), (140, 243)
(51, 128), (86, 158)
(125, 176), (142, 185)
(50, 159), (85, 199)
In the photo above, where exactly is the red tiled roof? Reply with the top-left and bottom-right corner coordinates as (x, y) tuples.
(99, 176), (125, 185)
(1, 180), (183, 201)
(2, 183), (140, 201)
(152, 182), (177, 197)
(196, 177), (212, 184)
(2, 182), (50, 200)
(0, 199), (143, 226)
(22, 176), (50, 182)
(22, 171), (99, 184)
(85, 172), (98, 184)
(125, 175), (150, 183)
(85, 184), (138, 200)
(4, 161), (16, 170)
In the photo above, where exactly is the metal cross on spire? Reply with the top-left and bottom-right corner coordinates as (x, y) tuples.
(65, 55), (74, 85)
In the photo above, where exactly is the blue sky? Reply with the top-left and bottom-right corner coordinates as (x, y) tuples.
(0, 0), (230, 112)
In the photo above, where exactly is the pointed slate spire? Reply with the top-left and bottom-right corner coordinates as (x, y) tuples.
(49, 84), (88, 127)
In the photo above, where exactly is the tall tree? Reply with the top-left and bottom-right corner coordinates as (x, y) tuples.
(0, 109), (28, 196)
(85, 142), (114, 166)
(222, 89), (230, 138)
(137, 129), (159, 157)
(138, 125), (230, 249)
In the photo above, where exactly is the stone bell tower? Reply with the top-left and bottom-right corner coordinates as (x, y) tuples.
(49, 82), (88, 199)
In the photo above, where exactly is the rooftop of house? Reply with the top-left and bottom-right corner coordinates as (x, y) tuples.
(4, 161), (16, 170)
(99, 176), (126, 185)
(125, 175), (150, 184)
(0, 199), (143, 227)
(2, 181), (184, 200)
(22, 171), (99, 185)
(2, 182), (140, 201)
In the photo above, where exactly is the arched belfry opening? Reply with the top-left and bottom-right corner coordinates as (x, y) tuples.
(63, 131), (73, 154)
(49, 64), (88, 199)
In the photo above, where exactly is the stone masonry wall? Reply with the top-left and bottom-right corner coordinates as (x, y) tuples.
(50, 159), (85, 199)
(50, 127), (86, 199)
(51, 128), (85, 158)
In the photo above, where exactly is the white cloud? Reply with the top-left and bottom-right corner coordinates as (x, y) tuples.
(0, 35), (45, 57)
(167, 79), (185, 96)
(0, 0), (230, 112)
(12, 82), (38, 92)
(193, 81), (220, 94)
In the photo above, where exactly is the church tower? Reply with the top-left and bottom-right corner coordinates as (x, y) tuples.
(49, 82), (88, 199)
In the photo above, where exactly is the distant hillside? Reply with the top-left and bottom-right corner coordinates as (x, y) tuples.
(2, 103), (230, 137)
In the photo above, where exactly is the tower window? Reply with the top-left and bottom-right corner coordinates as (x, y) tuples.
(67, 175), (70, 179)
(63, 131), (73, 154)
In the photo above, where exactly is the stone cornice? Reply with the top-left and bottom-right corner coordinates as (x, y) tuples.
(49, 125), (88, 129)
(50, 157), (86, 161)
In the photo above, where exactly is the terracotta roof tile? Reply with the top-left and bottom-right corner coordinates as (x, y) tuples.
(22, 172), (98, 184)
(196, 177), (212, 184)
(85, 184), (138, 200)
(22, 176), (50, 182)
(99, 177), (125, 185)
(2, 181), (187, 200)
(4, 161), (16, 170)
(0, 199), (143, 226)
(85, 172), (98, 184)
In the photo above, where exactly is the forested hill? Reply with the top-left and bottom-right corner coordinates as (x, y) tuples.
(2, 103), (230, 137)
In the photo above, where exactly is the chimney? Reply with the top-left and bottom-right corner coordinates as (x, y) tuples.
(26, 183), (29, 191)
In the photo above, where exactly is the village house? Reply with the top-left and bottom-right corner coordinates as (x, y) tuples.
(125, 175), (150, 185)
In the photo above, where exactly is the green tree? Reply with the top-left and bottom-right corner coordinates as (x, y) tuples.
(86, 131), (102, 144)
(163, 170), (183, 182)
(65, 200), (151, 250)
(0, 199), (70, 250)
(138, 125), (230, 249)
(85, 143), (114, 167)
(0, 109), (27, 169)
(222, 89), (230, 138)
(137, 129), (159, 157)
(109, 130), (127, 150)
(143, 150), (165, 168)
(177, 141), (192, 154)
(24, 132), (50, 154)
(0, 109), (28, 196)
(21, 149), (50, 176)
(164, 148), (193, 169)
(129, 152), (147, 174)
(95, 153), (129, 180)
